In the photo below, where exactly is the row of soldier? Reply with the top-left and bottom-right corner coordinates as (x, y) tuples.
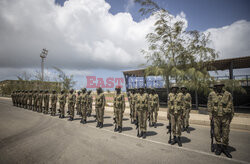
(11, 80), (233, 158)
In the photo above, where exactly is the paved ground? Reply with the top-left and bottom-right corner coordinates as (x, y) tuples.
(0, 97), (250, 164)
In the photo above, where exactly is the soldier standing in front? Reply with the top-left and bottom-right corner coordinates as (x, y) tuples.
(113, 86), (125, 133)
(50, 90), (57, 116)
(59, 90), (67, 118)
(87, 90), (93, 117)
(68, 89), (76, 121)
(95, 87), (105, 128)
(168, 84), (184, 147)
(181, 86), (192, 133)
(209, 81), (234, 158)
(81, 88), (88, 124)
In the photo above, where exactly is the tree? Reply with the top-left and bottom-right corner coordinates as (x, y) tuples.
(53, 67), (76, 92)
(135, 0), (218, 109)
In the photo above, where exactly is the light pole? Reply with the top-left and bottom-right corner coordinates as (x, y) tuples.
(40, 48), (48, 81)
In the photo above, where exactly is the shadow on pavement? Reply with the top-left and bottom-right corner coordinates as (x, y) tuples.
(103, 123), (113, 127)
(228, 145), (237, 153)
(123, 118), (129, 121)
(146, 131), (158, 136)
(188, 127), (195, 131)
(74, 118), (82, 121)
(181, 136), (191, 143)
(155, 123), (164, 127)
(122, 127), (133, 131)
(87, 120), (97, 123)
(104, 116), (111, 119)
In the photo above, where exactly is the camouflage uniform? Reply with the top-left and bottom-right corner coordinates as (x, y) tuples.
(149, 90), (159, 128)
(50, 91), (57, 116)
(59, 90), (67, 118)
(209, 82), (234, 158)
(24, 91), (28, 109)
(38, 90), (44, 112)
(87, 90), (93, 116)
(11, 91), (15, 106)
(43, 90), (50, 114)
(168, 84), (184, 146)
(28, 91), (33, 110)
(113, 87), (125, 133)
(33, 91), (38, 111)
(68, 90), (76, 121)
(181, 86), (192, 131)
(136, 88), (149, 138)
(95, 87), (105, 128)
(81, 88), (88, 123)
(76, 91), (82, 115)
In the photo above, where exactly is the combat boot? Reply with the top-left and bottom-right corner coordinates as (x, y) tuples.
(186, 126), (190, 133)
(96, 122), (100, 127)
(222, 145), (232, 158)
(142, 132), (146, 139)
(114, 126), (118, 132)
(215, 144), (222, 155)
(59, 115), (61, 118)
(83, 119), (86, 124)
(171, 136), (177, 145)
(177, 136), (182, 147)
(154, 122), (157, 128)
(118, 126), (122, 133)
(61, 115), (65, 118)
(140, 132), (143, 138)
(99, 122), (103, 128)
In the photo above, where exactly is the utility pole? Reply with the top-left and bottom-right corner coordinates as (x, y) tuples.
(40, 48), (48, 81)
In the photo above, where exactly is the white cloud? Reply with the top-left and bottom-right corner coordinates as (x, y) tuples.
(0, 0), (249, 82)
(205, 20), (250, 59)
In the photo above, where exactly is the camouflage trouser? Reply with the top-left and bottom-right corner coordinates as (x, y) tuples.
(114, 108), (123, 127)
(96, 106), (104, 123)
(183, 108), (190, 128)
(214, 115), (231, 146)
(87, 104), (92, 115)
(33, 100), (37, 111)
(68, 103), (75, 118)
(51, 103), (56, 115)
(76, 102), (81, 114)
(170, 113), (182, 137)
(81, 104), (87, 120)
(39, 102), (43, 112)
(44, 102), (49, 113)
(150, 106), (158, 124)
(137, 109), (147, 132)
(29, 99), (32, 110)
(60, 103), (65, 116)
(130, 103), (136, 121)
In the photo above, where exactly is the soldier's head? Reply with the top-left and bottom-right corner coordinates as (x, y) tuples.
(96, 87), (102, 94)
(152, 89), (156, 95)
(40, 90), (43, 93)
(139, 88), (144, 95)
(171, 84), (179, 93)
(77, 91), (81, 95)
(146, 88), (151, 94)
(181, 85), (187, 93)
(87, 90), (92, 95)
(61, 90), (65, 94)
(214, 80), (224, 93)
(115, 86), (121, 94)
(82, 88), (87, 94)
(70, 89), (74, 94)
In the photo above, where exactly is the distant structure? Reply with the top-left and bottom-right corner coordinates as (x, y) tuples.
(40, 48), (48, 81)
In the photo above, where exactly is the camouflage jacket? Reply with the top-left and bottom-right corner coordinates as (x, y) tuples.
(59, 94), (67, 104)
(168, 92), (184, 115)
(95, 93), (105, 108)
(113, 94), (125, 111)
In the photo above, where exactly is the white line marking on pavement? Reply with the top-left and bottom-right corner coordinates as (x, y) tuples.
(87, 125), (250, 164)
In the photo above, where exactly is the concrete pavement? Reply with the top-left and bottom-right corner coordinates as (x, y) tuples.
(0, 97), (250, 164)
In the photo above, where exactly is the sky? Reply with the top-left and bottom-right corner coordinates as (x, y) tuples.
(0, 0), (250, 90)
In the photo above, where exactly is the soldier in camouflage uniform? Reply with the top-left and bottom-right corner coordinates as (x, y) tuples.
(59, 90), (67, 118)
(95, 87), (105, 128)
(129, 89), (136, 124)
(76, 91), (82, 115)
(21, 90), (24, 108)
(149, 89), (159, 128)
(24, 91), (28, 109)
(87, 90), (93, 117)
(38, 90), (44, 113)
(168, 84), (184, 147)
(208, 81), (234, 158)
(81, 88), (88, 124)
(113, 86), (125, 133)
(68, 89), (76, 121)
(43, 90), (50, 114)
(11, 91), (15, 106)
(33, 90), (38, 111)
(50, 90), (57, 116)
(136, 88), (149, 139)
(181, 86), (192, 133)
(28, 90), (33, 110)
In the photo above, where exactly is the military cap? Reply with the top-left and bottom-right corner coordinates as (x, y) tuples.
(115, 86), (121, 90)
(214, 80), (225, 86)
(78, 91), (81, 94)
(171, 84), (179, 88)
(40, 90), (43, 92)
(181, 85), (187, 89)
(87, 90), (92, 93)
(70, 89), (74, 93)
